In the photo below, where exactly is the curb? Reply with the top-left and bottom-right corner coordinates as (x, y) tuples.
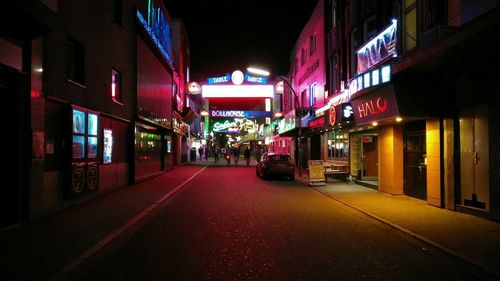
(308, 186), (500, 279)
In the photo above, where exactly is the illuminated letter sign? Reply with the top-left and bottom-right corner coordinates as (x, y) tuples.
(245, 74), (268, 84)
(212, 118), (256, 133)
(309, 117), (325, 129)
(210, 110), (272, 118)
(211, 110), (245, 117)
(356, 20), (397, 74)
(351, 85), (399, 124)
(207, 74), (230, 84)
(328, 105), (336, 126)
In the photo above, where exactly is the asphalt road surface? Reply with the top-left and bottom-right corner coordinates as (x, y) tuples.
(79, 166), (495, 280)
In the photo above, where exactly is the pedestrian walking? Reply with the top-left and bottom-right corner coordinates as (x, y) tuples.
(198, 146), (203, 161)
(244, 147), (252, 166)
(232, 147), (240, 165)
(214, 146), (220, 162)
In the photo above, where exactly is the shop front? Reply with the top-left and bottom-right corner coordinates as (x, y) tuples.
(69, 107), (99, 197)
(134, 123), (172, 181)
(349, 79), (442, 205)
(350, 83), (402, 192)
(322, 103), (355, 177)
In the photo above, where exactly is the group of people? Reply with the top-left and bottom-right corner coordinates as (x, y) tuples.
(196, 145), (263, 166)
(211, 146), (263, 166)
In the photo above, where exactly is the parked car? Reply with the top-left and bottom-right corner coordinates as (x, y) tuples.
(256, 153), (295, 180)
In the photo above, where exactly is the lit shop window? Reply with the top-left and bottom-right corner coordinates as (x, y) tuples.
(72, 108), (99, 161)
(111, 69), (122, 103)
(328, 131), (349, 160)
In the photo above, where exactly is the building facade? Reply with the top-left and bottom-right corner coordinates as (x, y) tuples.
(321, 0), (500, 220)
(0, 0), (191, 229)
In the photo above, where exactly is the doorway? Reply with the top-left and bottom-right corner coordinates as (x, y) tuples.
(460, 104), (489, 210)
(404, 128), (427, 200)
(361, 133), (378, 181)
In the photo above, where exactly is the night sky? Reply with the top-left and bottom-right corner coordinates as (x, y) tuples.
(165, 0), (319, 78)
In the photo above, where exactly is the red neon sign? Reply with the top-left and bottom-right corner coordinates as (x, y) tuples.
(356, 97), (388, 118)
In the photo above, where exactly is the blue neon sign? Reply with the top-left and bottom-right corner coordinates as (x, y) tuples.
(245, 74), (268, 84)
(136, 9), (173, 65)
(207, 74), (230, 84)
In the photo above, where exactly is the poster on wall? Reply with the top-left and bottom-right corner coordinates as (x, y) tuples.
(103, 129), (113, 164)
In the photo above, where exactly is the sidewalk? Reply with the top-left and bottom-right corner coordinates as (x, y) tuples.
(296, 175), (500, 278)
(0, 165), (206, 281)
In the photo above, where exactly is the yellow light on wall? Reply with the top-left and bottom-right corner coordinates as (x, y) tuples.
(396, 117), (403, 122)
(372, 122), (378, 126)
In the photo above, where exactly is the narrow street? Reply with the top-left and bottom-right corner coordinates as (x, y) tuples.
(78, 166), (493, 280)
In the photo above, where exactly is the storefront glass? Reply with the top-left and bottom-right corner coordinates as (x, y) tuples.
(327, 131), (349, 160)
(350, 131), (378, 182)
(135, 127), (162, 180)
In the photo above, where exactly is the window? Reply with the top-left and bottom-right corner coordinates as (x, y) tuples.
(114, 0), (123, 27)
(309, 83), (317, 107)
(363, 15), (377, 41)
(301, 90), (307, 107)
(328, 131), (349, 160)
(350, 28), (358, 77)
(404, 0), (417, 52)
(111, 69), (122, 103)
(301, 47), (307, 65)
(309, 34), (316, 56)
(66, 37), (85, 85)
(72, 109), (98, 160)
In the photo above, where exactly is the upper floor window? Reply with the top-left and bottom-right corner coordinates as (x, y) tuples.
(66, 37), (85, 85)
(301, 47), (307, 66)
(350, 28), (359, 77)
(301, 89), (307, 107)
(309, 34), (316, 56)
(309, 83), (317, 107)
(363, 15), (377, 42)
(111, 69), (122, 103)
(404, 0), (417, 52)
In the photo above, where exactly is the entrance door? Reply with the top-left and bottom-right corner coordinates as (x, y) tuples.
(361, 134), (378, 180)
(460, 105), (489, 210)
(404, 131), (427, 200)
(0, 68), (25, 228)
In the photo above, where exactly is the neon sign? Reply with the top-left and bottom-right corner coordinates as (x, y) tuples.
(136, 8), (173, 65)
(351, 85), (399, 124)
(210, 110), (273, 118)
(207, 74), (230, 84)
(212, 118), (256, 133)
(245, 74), (268, 84)
(202, 85), (274, 98)
(348, 64), (391, 96)
(356, 20), (397, 74)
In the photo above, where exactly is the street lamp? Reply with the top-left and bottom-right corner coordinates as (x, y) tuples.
(276, 75), (304, 177)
